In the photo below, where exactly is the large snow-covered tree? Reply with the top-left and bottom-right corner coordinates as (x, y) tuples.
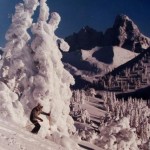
(0, 0), (75, 137)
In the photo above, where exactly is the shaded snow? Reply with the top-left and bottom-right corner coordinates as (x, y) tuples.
(82, 96), (105, 122)
(79, 141), (103, 150)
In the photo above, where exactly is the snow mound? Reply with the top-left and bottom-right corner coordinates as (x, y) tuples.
(0, 81), (26, 125)
(95, 117), (139, 150)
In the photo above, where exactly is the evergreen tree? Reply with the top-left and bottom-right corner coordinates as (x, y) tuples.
(0, 0), (75, 136)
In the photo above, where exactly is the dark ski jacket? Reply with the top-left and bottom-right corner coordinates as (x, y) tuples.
(30, 106), (49, 122)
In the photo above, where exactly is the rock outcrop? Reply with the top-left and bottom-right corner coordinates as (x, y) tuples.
(65, 26), (103, 51)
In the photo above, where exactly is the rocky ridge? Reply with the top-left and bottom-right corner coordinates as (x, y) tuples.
(65, 14), (150, 53)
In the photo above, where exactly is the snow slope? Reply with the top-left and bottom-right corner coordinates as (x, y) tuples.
(73, 46), (137, 74)
(0, 119), (65, 150)
(0, 118), (104, 150)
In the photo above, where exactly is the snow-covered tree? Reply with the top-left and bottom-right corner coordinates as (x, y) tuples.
(132, 109), (139, 128)
(0, 0), (75, 138)
(88, 88), (96, 97)
(80, 89), (86, 104)
(0, 0), (39, 125)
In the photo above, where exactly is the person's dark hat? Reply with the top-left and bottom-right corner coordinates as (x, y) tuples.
(37, 103), (43, 109)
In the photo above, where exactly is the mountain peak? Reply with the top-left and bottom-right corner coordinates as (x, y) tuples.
(78, 26), (98, 35)
(65, 14), (150, 52)
(115, 14), (130, 22)
(65, 26), (103, 51)
(104, 14), (150, 52)
(113, 14), (139, 32)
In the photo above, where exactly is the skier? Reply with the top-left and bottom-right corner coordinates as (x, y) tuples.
(30, 103), (50, 134)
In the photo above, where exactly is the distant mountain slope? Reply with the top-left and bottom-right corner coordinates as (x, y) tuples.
(116, 86), (150, 100)
(100, 47), (150, 93)
(63, 46), (138, 88)
(65, 15), (150, 53)
(64, 14), (150, 90)
(104, 47), (150, 77)
(84, 46), (137, 69)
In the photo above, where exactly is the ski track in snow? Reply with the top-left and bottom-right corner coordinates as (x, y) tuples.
(0, 119), (64, 150)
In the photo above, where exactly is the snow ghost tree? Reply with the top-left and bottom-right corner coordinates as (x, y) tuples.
(0, 0), (75, 137)
(0, 0), (39, 126)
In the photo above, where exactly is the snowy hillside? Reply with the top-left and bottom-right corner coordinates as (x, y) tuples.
(63, 46), (138, 86)
(70, 90), (150, 150)
(0, 119), (65, 150)
(81, 46), (137, 70)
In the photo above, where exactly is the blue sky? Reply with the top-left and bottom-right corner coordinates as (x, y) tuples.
(0, 0), (150, 47)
